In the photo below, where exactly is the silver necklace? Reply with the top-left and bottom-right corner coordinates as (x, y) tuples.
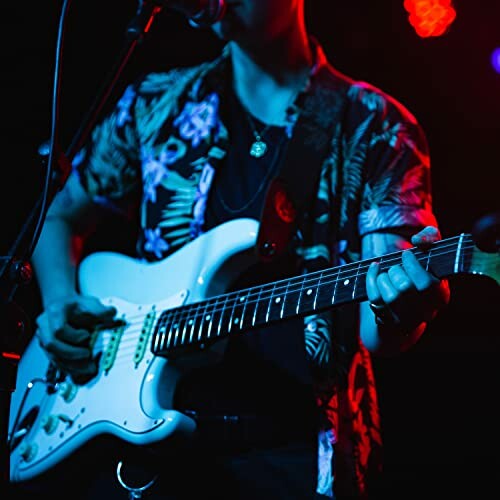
(244, 87), (302, 158)
(216, 133), (286, 214)
(246, 112), (271, 158)
(239, 68), (310, 158)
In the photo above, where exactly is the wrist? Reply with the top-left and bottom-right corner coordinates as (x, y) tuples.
(43, 290), (79, 309)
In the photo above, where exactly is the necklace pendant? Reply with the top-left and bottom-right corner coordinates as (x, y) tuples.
(250, 139), (268, 158)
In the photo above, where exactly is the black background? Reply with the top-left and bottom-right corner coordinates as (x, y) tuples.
(1, 1), (499, 498)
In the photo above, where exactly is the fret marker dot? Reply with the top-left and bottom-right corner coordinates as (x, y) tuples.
(234, 318), (240, 324)
(205, 315), (211, 321)
(188, 320), (193, 325)
(307, 289), (313, 295)
(240, 297), (245, 302)
(343, 279), (350, 286)
(275, 297), (281, 303)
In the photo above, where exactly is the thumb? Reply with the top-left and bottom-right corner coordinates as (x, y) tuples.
(410, 226), (441, 248)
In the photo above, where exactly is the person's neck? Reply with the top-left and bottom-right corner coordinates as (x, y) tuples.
(229, 28), (313, 125)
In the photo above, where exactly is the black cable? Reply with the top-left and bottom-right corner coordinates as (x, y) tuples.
(26, 0), (73, 260)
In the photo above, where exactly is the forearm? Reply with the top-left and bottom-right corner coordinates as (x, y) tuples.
(30, 172), (95, 307)
(31, 216), (80, 307)
(360, 301), (426, 356)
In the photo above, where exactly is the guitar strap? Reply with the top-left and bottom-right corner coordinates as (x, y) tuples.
(256, 67), (344, 262)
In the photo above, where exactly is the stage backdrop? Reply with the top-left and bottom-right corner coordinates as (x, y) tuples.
(2, 2), (499, 497)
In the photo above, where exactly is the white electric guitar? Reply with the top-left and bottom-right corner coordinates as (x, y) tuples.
(8, 217), (500, 482)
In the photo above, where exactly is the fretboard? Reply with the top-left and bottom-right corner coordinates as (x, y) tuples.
(151, 233), (473, 356)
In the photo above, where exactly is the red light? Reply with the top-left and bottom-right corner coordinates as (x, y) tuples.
(2, 352), (21, 361)
(404, 0), (457, 38)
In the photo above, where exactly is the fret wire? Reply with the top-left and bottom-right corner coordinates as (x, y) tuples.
(174, 306), (187, 347)
(227, 290), (239, 334)
(280, 280), (290, 319)
(299, 275), (317, 312)
(189, 302), (201, 344)
(180, 306), (190, 345)
(238, 290), (249, 330)
(217, 294), (229, 337)
(251, 286), (262, 327)
(153, 312), (166, 353)
(331, 266), (340, 306)
(165, 311), (175, 350)
(194, 301), (207, 342)
(177, 305), (190, 346)
(352, 261), (361, 301)
(207, 296), (219, 340)
(204, 296), (216, 341)
(313, 270), (323, 310)
(455, 233), (465, 274)
(266, 282), (277, 323)
(168, 307), (181, 348)
(197, 298), (210, 343)
(295, 274), (305, 315)
(151, 313), (160, 352)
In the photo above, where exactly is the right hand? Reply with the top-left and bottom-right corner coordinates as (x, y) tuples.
(35, 295), (117, 384)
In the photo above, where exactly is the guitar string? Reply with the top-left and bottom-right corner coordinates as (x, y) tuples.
(125, 236), (473, 330)
(20, 237), (483, 455)
(97, 239), (478, 330)
(147, 240), (476, 318)
(95, 240), (481, 343)
(88, 260), (494, 365)
(99, 254), (491, 358)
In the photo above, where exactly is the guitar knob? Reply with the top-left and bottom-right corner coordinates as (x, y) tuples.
(19, 442), (38, 462)
(58, 380), (77, 402)
(40, 414), (59, 434)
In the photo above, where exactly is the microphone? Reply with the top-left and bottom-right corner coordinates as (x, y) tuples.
(161, 0), (226, 26)
(127, 0), (226, 39)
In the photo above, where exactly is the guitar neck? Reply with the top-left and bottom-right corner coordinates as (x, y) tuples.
(151, 233), (483, 356)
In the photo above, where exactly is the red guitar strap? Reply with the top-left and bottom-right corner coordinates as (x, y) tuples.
(256, 71), (342, 262)
(256, 176), (299, 262)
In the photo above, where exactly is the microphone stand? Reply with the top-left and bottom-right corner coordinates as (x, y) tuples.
(0, 1), (163, 491)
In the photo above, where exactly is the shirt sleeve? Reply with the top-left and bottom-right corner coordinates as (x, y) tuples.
(72, 82), (142, 207)
(355, 84), (438, 236)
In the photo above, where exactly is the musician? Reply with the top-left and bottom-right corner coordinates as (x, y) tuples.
(10, 0), (450, 498)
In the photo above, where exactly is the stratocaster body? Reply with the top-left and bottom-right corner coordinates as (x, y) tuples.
(9, 218), (260, 483)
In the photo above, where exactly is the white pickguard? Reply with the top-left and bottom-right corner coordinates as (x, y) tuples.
(9, 218), (259, 483)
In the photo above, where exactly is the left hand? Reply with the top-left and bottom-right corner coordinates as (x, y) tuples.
(366, 226), (451, 331)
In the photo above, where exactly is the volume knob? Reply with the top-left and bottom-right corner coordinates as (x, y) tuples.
(58, 380), (77, 402)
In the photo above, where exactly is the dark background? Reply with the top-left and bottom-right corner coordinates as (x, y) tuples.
(1, 1), (499, 498)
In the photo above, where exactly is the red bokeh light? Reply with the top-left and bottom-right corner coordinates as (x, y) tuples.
(404, 0), (457, 38)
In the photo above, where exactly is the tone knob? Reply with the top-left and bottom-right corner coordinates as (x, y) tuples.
(19, 442), (38, 462)
(40, 414), (59, 434)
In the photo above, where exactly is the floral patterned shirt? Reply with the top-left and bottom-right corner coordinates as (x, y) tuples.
(74, 40), (437, 498)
